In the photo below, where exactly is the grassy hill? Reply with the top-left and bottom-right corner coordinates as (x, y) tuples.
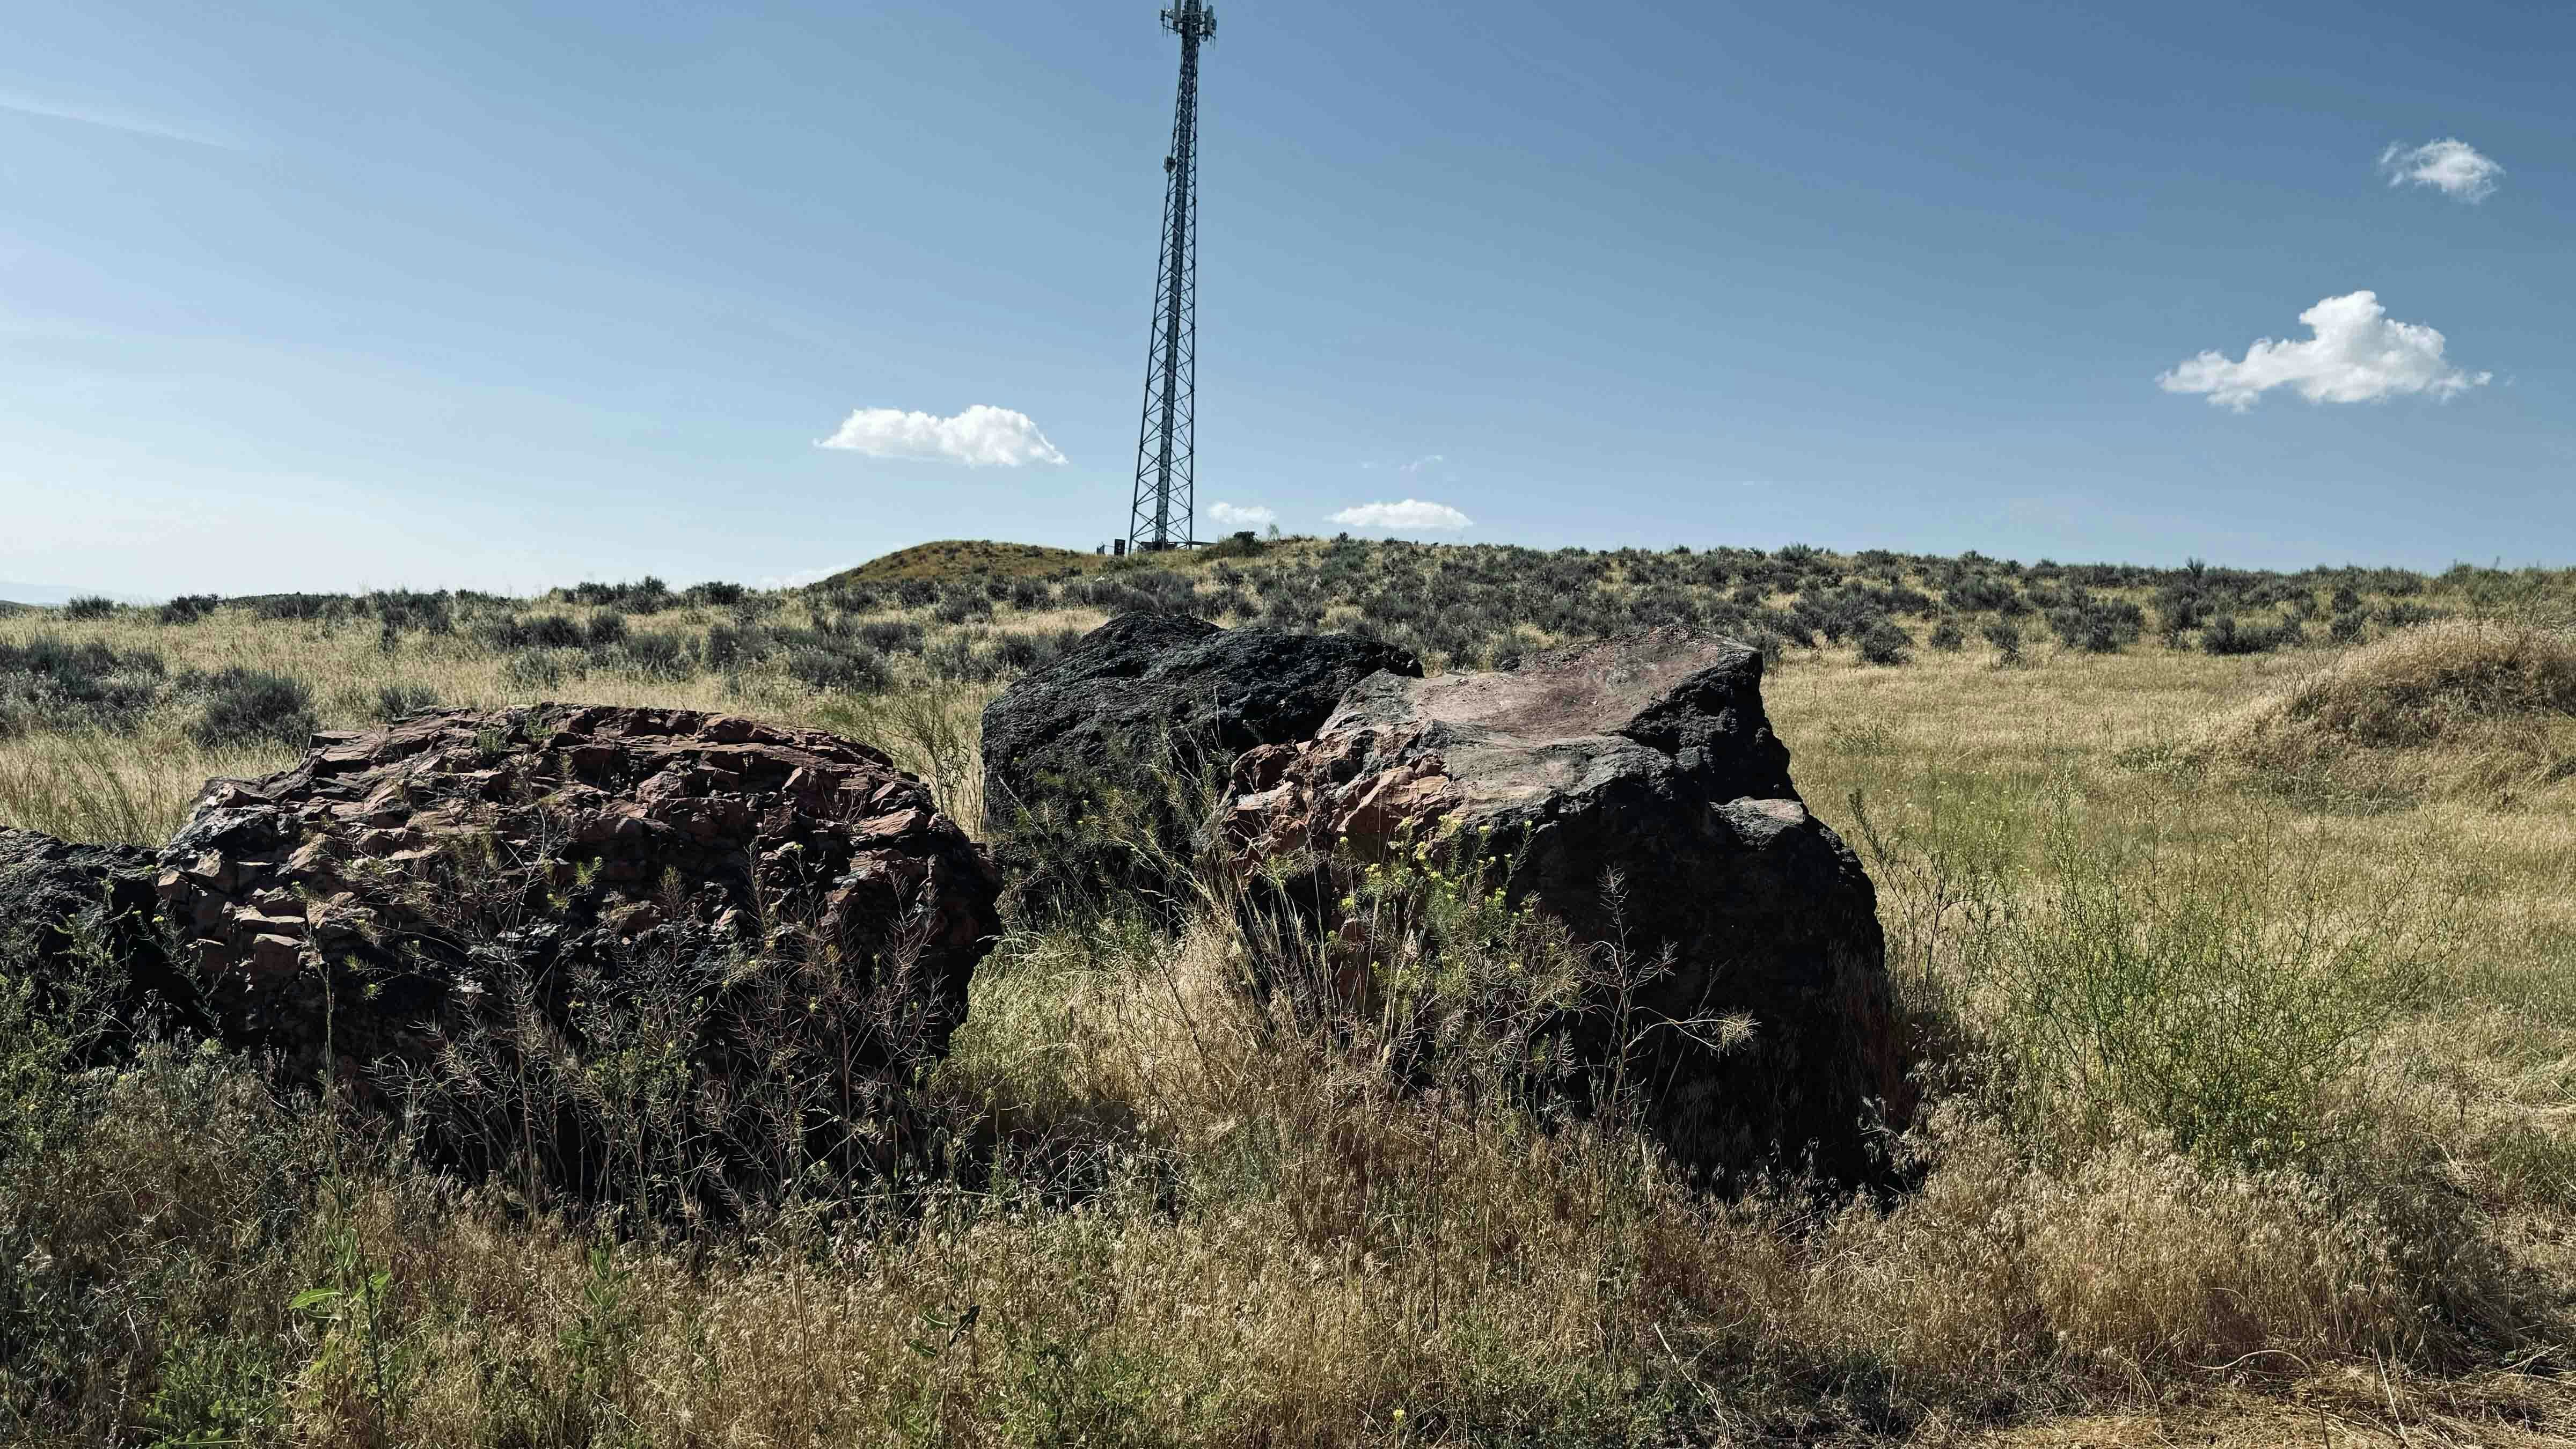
(818, 538), (1117, 586)
(814, 534), (1299, 589)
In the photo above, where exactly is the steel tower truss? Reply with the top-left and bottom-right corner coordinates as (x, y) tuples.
(1128, 1), (1215, 552)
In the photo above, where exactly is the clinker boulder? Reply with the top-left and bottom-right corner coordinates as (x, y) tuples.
(982, 614), (1421, 913)
(156, 704), (1001, 1088)
(1, 826), (199, 1052)
(1217, 631), (1913, 1183)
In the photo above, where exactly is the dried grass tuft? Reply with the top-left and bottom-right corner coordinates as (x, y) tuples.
(2199, 620), (2576, 804)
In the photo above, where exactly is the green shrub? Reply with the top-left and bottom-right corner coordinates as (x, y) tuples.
(61, 595), (115, 621)
(925, 634), (998, 683)
(367, 590), (453, 638)
(702, 621), (769, 670)
(1857, 619), (1913, 665)
(1975, 808), (2432, 1170)
(0, 634), (166, 736)
(370, 684), (442, 720)
(857, 620), (925, 655)
(188, 668), (318, 748)
(612, 631), (697, 679)
(502, 650), (572, 689)
(934, 592), (994, 625)
(2201, 615), (2302, 656)
(528, 614), (583, 649)
(156, 594), (221, 626)
(567, 577), (671, 613)
(786, 642), (890, 692)
(2046, 594), (2145, 653)
(250, 592), (348, 621)
(992, 628), (1086, 675)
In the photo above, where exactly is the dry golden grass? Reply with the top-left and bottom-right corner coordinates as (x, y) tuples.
(2190, 619), (2576, 809)
(4, 561), (2574, 1445)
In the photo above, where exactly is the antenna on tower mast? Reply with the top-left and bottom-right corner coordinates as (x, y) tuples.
(1127, 0), (1216, 553)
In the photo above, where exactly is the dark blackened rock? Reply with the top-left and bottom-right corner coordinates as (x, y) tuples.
(0, 826), (200, 1052)
(981, 616), (1421, 917)
(1218, 630), (1912, 1185)
(154, 705), (1002, 1175)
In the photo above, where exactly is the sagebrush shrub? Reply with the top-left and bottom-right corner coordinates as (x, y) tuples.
(814, 583), (881, 614)
(2201, 614), (2301, 656)
(529, 613), (583, 649)
(611, 631), (697, 679)
(0, 634), (166, 736)
(250, 593), (346, 622)
(856, 619), (925, 655)
(568, 577), (671, 613)
(702, 621), (767, 670)
(786, 642), (890, 692)
(157, 594), (221, 626)
(1858, 619), (1913, 665)
(369, 683), (441, 720)
(933, 590), (993, 626)
(501, 650), (569, 689)
(61, 596), (114, 621)
(2047, 593), (2144, 654)
(367, 589), (452, 638)
(188, 668), (318, 748)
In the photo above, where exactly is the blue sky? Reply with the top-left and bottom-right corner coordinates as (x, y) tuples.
(2, 0), (2567, 596)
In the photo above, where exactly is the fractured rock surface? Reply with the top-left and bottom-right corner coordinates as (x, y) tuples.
(155, 705), (1001, 1087)
(0, 826), (198, 1050)
(1218, 631), (1912, 1183)
(982, 614), (1421, 911)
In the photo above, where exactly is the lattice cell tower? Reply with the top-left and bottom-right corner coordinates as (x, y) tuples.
(1127, 0), (1216, 552)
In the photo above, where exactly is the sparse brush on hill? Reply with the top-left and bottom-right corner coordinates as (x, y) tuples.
(0, 634), (166, 738)
(156, 592), (221, 626)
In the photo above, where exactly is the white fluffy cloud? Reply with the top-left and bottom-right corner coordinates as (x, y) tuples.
(815, 405), (1067, 466)
(2379, 138), (2502, 202)
(1329, 499), (1474, 532)
(2157, 291), (2490, 412)
(757, 565), (839, 591)
(1205, 501), (1277, 529)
